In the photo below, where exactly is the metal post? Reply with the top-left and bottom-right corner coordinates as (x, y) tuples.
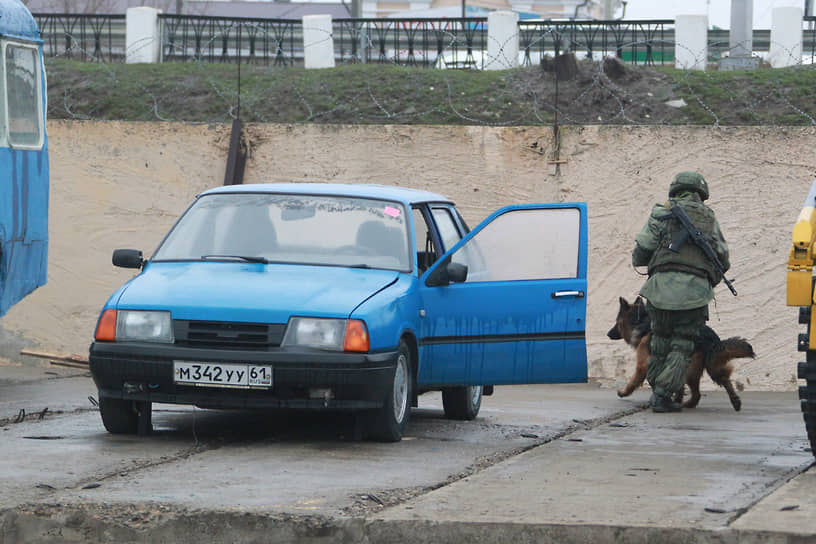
(352, 0), (366, 63)
(237, 24), (241, 120)
(552, 65), (560, 170)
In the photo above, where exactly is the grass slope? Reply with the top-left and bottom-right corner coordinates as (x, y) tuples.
(44, 58), (816, 126)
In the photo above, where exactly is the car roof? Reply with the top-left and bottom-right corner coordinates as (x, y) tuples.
(200, 183), (453, 206)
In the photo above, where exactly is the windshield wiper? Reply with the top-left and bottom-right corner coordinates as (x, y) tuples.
(201, 254), (269, 264)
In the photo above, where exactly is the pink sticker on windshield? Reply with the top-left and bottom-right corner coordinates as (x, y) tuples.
(384, 206), (401, 218)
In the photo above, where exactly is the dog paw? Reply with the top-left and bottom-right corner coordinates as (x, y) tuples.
(731, 398), (742, 412)
(617, 389), (629, 397)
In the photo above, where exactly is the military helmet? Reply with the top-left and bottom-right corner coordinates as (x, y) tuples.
(669, 171), (709, 201)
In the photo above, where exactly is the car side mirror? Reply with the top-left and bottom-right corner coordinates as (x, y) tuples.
(448, 262), (468, 283)
(112, 249), (144, 269)
(425, 259), (468, 287)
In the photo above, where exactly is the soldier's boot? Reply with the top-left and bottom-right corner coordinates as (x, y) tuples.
(650, 392), (683, 413)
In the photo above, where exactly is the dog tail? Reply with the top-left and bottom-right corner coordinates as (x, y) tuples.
(696, 326), (755, 382)
(709, 336), (756, 387)
(718, 337), (756, 362)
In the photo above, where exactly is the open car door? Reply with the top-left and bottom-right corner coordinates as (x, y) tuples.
(417, 203), (587, 386)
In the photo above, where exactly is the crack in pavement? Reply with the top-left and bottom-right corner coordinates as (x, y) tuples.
(724, 444), (815, 527)
(343, 401), (651, 516)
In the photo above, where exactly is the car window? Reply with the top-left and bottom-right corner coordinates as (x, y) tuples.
(413, 207), (438, 275)
(431, 206), (462, 252)
(153, 193), (411, 272)
(4, 42), (43, 149)
(450, 207), (580, 282)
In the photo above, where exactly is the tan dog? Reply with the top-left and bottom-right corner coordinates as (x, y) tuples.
(607, 296), (755, 411)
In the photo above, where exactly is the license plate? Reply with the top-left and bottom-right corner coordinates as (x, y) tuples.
(173, 361), (272, 389)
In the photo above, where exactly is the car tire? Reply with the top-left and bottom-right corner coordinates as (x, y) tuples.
(442, 385), (483, 420)
(371, 340), (412, 442)
(99, 397), (139, 434)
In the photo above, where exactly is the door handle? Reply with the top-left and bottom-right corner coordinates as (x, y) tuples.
(551, 290), (585, 299)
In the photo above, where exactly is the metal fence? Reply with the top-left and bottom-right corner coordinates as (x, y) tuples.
(34, 13), (125, 62)
(160, 15), (489, 68)
(805, 16), (816, 62)
(160, 14), (299, 65)
(333, 18), (487, 68)
(517, 19), (674, 66)
(30, 13), (816, 67)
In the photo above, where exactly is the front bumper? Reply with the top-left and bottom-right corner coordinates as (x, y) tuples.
(89, 342), (397, 410)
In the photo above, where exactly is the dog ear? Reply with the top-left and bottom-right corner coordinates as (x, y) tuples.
(619, 296), (629, 309)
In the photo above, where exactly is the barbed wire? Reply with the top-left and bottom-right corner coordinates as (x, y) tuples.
(41, 23), (816, 129)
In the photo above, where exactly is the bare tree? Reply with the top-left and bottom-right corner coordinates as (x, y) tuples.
(25, 0), (209, 15)
(27, 0), (120, 13)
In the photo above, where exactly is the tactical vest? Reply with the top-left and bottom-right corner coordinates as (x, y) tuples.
(648, 199), (721, 285)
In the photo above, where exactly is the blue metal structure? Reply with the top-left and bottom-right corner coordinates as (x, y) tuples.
(0, 0), (49, 317)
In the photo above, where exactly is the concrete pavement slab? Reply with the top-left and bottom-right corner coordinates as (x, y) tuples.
(3, 380), (815, 542)
(376, 392), (814, 535)
(0, 410), (208, 509)
(0, 374), (95, 423)
(731, 468), (816, 537)
(19, 384), (647, 516)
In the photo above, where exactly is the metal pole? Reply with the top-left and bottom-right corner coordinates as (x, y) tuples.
(553, 65), (559, 165)
(352, 0), (366, 63)
(237, 25), (241, 120)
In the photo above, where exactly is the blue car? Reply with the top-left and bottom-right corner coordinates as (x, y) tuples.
(89, 183), (588, 441)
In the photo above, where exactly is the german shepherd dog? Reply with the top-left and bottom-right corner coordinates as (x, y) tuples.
(607, 296), (755, 411)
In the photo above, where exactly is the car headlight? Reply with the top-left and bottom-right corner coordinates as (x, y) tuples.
(283, 317), (369, 352)
(115, 310), (174, 343)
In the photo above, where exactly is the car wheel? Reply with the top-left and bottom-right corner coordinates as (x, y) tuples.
(371, 340), (412, 442)
(442, 385), (483, 420)
(99, 397), (138, 434)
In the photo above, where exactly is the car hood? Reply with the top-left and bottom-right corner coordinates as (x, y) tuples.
(115, 262), (400, 323)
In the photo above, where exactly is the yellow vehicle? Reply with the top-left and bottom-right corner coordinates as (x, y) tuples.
(786, 175), (816, 457)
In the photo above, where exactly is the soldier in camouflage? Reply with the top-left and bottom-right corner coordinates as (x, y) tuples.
(632, 172), (730, 412)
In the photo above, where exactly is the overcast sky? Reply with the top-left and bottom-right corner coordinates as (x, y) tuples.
(615, 0), (805, 29)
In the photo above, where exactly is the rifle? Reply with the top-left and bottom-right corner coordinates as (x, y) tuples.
(661, 202), (738, 296)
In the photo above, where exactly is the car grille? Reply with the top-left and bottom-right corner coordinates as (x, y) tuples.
(174, 320), (286, 350)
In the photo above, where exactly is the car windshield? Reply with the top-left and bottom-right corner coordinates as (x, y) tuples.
(152, 193), (411, 272)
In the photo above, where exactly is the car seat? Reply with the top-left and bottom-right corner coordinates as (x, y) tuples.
(356, 220), (406, 265)
(222, 205), (277, 256)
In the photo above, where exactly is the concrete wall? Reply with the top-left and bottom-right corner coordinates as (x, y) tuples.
(1, 121), (810, 392)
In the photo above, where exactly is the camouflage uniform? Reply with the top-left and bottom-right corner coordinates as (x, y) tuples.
(632, 172), (730, 412)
